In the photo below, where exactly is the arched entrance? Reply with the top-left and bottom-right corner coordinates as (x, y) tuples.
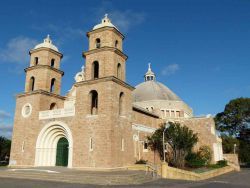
(56, 137), (69, 166)
(35, 121), (73, 168)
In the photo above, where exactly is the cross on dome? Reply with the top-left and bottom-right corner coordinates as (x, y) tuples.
(44, 34), (52, 44)
(93, 13), (118, 31)
(34, 34), (59, 52)
(145, 63), (156, 82)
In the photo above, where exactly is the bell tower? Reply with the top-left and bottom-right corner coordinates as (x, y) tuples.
(83, 14), (127, 81)
(25, 35), (64, 95)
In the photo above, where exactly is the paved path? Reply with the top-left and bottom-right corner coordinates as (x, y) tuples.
(0, 167), (249, 187)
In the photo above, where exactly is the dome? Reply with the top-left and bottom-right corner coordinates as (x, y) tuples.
(133, 81), (181, 102)
(133, 63), (182, 102)
(34, 35), (59, 52)
(93, 14), (118, 31)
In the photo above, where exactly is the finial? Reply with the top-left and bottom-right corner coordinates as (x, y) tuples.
(44, 34), (52, 43)
(148, 63), (151, 71)
(104, 13), (108, 19)
(81, 65), (85, 72)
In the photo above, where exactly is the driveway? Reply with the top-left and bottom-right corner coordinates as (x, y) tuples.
(0, 167), (249, 187)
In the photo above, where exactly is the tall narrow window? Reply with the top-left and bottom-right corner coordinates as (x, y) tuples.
(29, 77), (35, 91)
(89, 90), (98, 115)
(92, 61), (99, 79)
(51, 59), (55, 67)
(89, 137), (93, 151)
(50, 78), (56, 93)
(34, 57), (38, 65)
(119, 92), (124, 116)
(115, 40), (118, 48)
(117, 63), (122, 79)
(96, 38), (101, 48)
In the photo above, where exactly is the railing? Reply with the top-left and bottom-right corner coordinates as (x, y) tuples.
(39, 107), (75, 120)
(145, 162), (159, 179)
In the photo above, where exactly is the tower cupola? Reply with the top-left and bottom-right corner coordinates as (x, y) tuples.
(93, 14), (118, 31)
(145, 63), (156, 81)
(34, 35), (59, 52)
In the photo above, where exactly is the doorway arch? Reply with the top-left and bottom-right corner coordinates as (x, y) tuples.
(35, 121), (73, 168)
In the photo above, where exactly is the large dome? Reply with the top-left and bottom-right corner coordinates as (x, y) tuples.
(133, 80), (181, 102)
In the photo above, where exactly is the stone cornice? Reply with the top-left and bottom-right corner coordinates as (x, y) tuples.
(24, 65), (64, 76)
(74, 76), (135, 91)
(86, 26), (125, 40)
(16, 89), (66, 100)
(29, 47), (63, 58)
(132, 104), (159, 118)
(82, 46), (128, 60)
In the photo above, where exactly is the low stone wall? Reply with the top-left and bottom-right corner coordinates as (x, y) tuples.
(127, 164), (234, 181)
(162, 165), (234, 181)
(223, 154), (240, 171)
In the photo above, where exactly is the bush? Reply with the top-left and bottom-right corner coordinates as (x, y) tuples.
(217, 160), (227, 167)
(198, 146), (212, 165)
(135, 159), (147, 164)
(208, 160), (228, 168)
(185, 152), (206, 168)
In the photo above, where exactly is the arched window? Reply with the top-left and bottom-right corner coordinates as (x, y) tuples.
(96, 38), (101, 48)
(50, 78), (56, 93)
(115, 40), (118, 48)
(89, 90), (98, 115)
(51, 59), (55, 67)
(117, 63), (122, 79)
(50, 103), (57, 110)
(92, 61), (99, 79)
(119, 92), (124, 115)
(34, 57), (38, 65)
(29, 77), (35, 91)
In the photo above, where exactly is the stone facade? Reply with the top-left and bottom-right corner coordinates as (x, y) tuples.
(10, 15), (223, 169)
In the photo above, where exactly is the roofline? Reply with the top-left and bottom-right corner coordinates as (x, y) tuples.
(24, 65), (64, 76)
(82, 46), (128, 60)
(29, 47), (63, 58)
(16, 89), (66, 100)
(74, 76), (135, 91)
(132, 104), (159, 118)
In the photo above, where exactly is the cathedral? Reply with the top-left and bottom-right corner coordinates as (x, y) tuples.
(10, 15), (223, 169)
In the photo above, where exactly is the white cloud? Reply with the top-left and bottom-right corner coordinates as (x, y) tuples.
(161, 64), (180, 76)
(0, 110), (11, 122)
(31, 24), (85, 46)
(92, 2), (145, 33)
(109, 10), (145, 32)
(0, 36), (37, 65)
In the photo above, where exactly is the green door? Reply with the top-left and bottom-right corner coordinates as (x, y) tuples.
(56, 137), (69, 167)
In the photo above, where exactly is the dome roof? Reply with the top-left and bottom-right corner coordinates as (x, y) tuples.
(93, 14), (118, 31)
(133, 81), (181, 102)
(34, 35), (59, 52)
(133, 64), (182, 102)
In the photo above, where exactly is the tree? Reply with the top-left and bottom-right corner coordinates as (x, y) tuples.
(148, 122), (198, 168)
(215, 98), (250, 136)
(0, 136), (11, 161)
(220, 134), (239, 153)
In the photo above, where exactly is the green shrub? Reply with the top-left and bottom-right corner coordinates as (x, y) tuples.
(185, 152), (206, 168)
(198, 146), (212, 165)
(135, 159), (147, 164)
(217, 160), (227, 167)
(208, 160), (228, 168)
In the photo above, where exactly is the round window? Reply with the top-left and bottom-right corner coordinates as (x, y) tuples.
(22, 103), (32, 118)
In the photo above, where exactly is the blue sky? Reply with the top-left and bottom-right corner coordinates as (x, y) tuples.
(0, 0), (249, 138)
